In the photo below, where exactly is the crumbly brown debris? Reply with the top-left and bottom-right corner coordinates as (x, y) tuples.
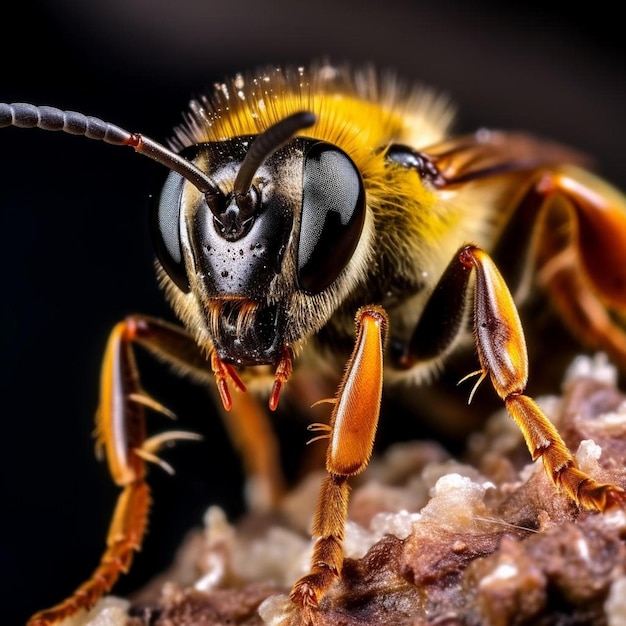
(66, 356), (626, 626)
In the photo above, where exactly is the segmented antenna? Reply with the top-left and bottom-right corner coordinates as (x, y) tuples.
(0, 103), (219, 195)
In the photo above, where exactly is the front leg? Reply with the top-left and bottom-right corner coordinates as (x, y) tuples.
(290, 306), (388, 611)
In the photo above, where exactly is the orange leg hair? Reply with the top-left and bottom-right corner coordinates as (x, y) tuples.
(290, 306), (388, 610)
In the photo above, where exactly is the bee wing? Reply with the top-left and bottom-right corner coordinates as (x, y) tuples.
(425, 131), (593, 187)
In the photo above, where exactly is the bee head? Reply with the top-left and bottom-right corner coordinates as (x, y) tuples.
(152, 111), (366, 366)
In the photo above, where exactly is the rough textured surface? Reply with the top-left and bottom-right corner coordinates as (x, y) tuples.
(60, 355), (626, 626)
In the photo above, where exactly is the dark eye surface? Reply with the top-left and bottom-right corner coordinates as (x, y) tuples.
(298, 142), (365, 294)
(151, 168), (190, 292)
(384, 143), (443, 186)
(150, 144), (211, 293)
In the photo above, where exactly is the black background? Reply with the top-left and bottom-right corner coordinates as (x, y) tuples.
(2, 1), (625, 624)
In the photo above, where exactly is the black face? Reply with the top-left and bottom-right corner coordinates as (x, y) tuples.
(152, 129), (366, 367)
(190, 137), (296, 365)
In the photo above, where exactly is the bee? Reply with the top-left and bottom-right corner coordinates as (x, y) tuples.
(3, 63), (626, 625)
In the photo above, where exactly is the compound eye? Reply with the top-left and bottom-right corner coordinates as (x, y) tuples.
(384, 143), (443, 186)
(298, 142), (365, 294)
(151, 168), (190, 293)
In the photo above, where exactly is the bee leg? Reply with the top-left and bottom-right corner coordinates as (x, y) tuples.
(460, 245), (624, 511)
(214, 382), (286, 510)
(290, 306), (388, 611)
(404, 244), (624, 512)
(28, 317), (180, 625)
